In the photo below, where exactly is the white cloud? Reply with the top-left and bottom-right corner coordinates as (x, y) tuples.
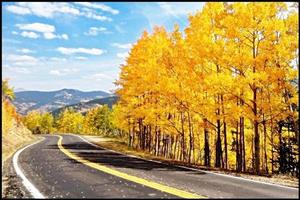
(49, 68), (79, 76)
(57, 47), (105, 55)
(16, 22), (55, 33)
(16, 23), (68, 40)
(111, 43), (132, 49)
(50, 57), (67, 62)
(44, 32), (56, 39)
(62, 68), (79, 73)
(84, 27), (109, 36)
(75, 2), (119, 15)
(61, 34), (69, 40)
(8, 67), (31, 74)
(117, 52), (129, 59)
(17, 48), (35, 54)
(12, 31), (18, 35)
(82, 10), (112, 21)
(6, 54), (38, 63)
(4, 54), (39, 67)
(75, 56), (87, 60)
(157, 2), (204, 17)
(20, 31), (40, 39)
(6, 5), (31, 15)
(6, 2), (113, 22)
(12, 2), (80, 18)
(87, 73), (113, 81)
(50, 70), (61, 75)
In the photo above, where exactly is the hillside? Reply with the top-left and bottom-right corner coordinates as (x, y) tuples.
(2, 99), (37, 164)
(51, 96), (118, 116)
(12, 89), (111, 115)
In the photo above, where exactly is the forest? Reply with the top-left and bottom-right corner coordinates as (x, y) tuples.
(15, 2), (299, 177)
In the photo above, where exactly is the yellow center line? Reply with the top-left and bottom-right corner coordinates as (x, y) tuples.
(57, 135), (206, 199)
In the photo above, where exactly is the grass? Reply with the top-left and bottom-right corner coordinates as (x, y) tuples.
(2, 120), (40, 165)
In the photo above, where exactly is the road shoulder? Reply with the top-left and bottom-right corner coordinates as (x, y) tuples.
(2, 136), (42, 198)
(2, 155), (31, 198)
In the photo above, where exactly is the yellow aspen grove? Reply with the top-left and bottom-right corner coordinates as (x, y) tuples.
(113, 2), (298, 176)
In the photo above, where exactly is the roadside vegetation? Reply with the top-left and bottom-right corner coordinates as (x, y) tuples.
(21, 2), (298, 180)
(2, 80), (37, 163)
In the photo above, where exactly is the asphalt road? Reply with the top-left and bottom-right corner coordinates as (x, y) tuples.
(15, 134), (298, 198)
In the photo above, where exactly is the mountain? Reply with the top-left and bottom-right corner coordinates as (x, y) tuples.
(13, 89), (111, 115)
(51, 96), (119, 116)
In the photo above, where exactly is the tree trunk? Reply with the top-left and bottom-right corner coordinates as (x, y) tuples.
(253, 87), (260, 175)
(187, 111), (193, 164)
(236, 121), (241, 172)
(204, 119), (210, 167)
(240, 117), (246, 172)
(180, 112), (186, 162)
(263, 120), (269, 174)
(224, 121), (228, 169)
(215, 118), (222, 168)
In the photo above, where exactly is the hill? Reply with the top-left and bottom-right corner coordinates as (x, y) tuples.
(51, 96), (118, 116)
(12, 89), (111, 115)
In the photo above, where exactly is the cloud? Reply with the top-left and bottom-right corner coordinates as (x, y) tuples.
(50, 70), (61, 75)
(87, 73), (113, 81)
(12, 31), (18, 35)
(49, 57), (67, 62)
(117, 52), (129, 59)
(17, 48), (35, 54)
(16, 22), (55, 33)
(6, 54), (38, 63)
(6, 2), (113, 22)
(157, 2), (205, 17)
(63, 68), (79, 73)
(50, 68), (79, 76)
(84, 27), (109, 36)
(10, 2), (80, 18)
(57, 47), (105, 55)
(61, 34), (69, 40)
(10, 67), (31, 74)
(75, 56), (88, 60)
(81, 8), (112, 21)
(4, 54), (39, 67)
(111, 43), (132, 49)
(6, 5), (31, 15)
(20, 31), (40, 39)
(75, 2), (119, 15)
(16, 23), (68, 40)
(44, 32), (56, 39)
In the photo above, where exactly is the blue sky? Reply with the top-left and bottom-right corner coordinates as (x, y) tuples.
(2, 2), (205, 93)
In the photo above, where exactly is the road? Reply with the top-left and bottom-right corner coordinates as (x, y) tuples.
(14, 134), (298, 198)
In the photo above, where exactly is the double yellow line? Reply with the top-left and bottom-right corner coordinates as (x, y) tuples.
(57, 135), (205, 199)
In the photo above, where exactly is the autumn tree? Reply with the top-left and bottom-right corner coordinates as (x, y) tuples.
(111, 2), (298, 176)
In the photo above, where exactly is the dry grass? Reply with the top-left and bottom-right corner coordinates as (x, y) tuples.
(2, 120), (39, 165)
(83, 135), (299, 188)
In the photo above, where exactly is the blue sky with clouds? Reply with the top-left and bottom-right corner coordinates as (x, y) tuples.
(2, 2), (205, 93)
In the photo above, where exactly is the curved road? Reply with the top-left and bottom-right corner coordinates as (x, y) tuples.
(15, 134), (298, 198)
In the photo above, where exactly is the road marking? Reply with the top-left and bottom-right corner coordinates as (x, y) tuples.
(57, 135), (205, 199)
(13, 138), (46, 198)
(75, 134), (298, 191)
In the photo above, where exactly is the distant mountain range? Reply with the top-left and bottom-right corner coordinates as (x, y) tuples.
(51, 96), (119, 116)
(13, 89), (114, 115)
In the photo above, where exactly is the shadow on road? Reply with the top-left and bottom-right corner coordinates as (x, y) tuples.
(47, 141), (206, 174)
